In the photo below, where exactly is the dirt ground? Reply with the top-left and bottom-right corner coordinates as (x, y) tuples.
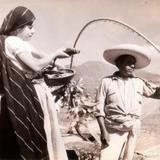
(58, 107), (160, 160)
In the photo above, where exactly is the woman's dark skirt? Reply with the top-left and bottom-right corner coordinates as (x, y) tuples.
(0, 96), (21, 160)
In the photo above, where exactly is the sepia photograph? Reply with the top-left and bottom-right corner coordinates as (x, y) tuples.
(0, 0), (160, 159)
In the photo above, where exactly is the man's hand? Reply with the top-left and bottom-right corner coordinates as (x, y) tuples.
(97, 116), (110, 148)
(101, 130), (110, 148)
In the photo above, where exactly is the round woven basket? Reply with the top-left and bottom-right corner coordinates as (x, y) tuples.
(44, 69), (75, 86)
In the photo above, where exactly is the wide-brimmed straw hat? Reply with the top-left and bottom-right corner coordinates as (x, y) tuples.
(103, 44), (151, 69)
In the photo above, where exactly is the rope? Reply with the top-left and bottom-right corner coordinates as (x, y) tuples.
(70, 18), (160, 68)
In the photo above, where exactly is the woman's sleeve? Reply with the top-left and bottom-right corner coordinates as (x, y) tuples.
(95, 78), (108, 117)
(5, 37), (27, 56)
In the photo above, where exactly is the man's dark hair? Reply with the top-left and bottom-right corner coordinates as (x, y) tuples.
(115, 54), (136, 68)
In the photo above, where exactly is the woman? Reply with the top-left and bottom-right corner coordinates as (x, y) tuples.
(0, 6), (76, 160)
(96, 44), (160, 160)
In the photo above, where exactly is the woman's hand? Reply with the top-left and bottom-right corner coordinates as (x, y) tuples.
(53, 48), (80, 63)
(54, 51), (70, 59)
(64, 48), (80, 56)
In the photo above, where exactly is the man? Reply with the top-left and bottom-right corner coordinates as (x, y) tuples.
(96, 44), (160, 160)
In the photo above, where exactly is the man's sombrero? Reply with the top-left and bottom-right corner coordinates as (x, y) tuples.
(103, 44), (151, 69)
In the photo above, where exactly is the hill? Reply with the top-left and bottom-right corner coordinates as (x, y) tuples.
(72, 61), (160, 96)
(72, 61), (115, 96)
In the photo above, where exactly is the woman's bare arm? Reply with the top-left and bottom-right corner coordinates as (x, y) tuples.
(17, 50), (69, 72)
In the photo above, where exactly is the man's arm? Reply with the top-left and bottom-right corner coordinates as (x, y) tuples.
(150, 87), (160, 99)
(96, 78), (110, 147)
(97, 116), (110, 147)
(142, 79), (160, 99)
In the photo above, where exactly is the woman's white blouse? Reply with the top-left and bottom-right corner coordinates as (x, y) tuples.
(5, 36), (33, 71)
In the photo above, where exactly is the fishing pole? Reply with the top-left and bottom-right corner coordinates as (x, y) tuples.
(70, 18), (160, 68)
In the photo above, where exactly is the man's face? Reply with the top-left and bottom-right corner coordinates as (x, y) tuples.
(118, 56), (136, 77)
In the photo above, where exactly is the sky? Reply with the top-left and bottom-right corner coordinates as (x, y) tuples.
(1, 0), (160, 73)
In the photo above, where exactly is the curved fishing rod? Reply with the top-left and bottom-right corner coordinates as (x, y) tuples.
(70, 18), (160, 68)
